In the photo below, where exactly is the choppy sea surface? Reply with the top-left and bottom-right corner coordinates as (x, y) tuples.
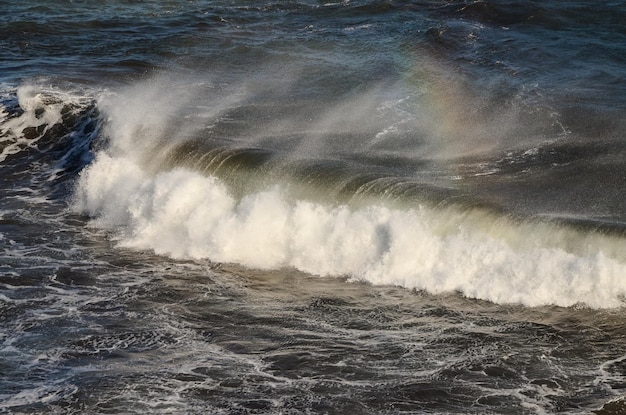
(2, 1), (626, 413)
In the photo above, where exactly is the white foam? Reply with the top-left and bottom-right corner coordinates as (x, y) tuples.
(73, 149), (626, 308)
(70, 74), (626, 309)
(0, 83), (91, 162)
(0, 382), (79, 409)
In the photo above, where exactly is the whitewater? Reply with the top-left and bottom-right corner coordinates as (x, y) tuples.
(63, 73), (625, 309)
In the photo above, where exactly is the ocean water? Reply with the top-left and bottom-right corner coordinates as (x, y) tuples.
(2, 1), (626, 413)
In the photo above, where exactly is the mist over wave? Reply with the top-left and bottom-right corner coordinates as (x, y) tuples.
(70, 72), (626, 309)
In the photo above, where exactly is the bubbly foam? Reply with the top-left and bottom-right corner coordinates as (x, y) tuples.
(1, 85), (60, 161)
(0, 83), (94, 164)
(73, 148), (626, 308)
(71, 74), (626, 309)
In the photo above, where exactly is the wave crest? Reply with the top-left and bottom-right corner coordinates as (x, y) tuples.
(73, 151), (626, 308)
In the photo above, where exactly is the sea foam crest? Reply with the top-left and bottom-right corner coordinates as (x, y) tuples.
(0, 84), (93, 163)
(73, 150), (626, 309)
(72, 75), (626, 309)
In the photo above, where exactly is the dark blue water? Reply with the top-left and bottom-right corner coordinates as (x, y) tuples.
(2, 1), (626, 413)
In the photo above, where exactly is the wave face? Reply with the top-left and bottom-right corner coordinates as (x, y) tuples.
(68, 71), (626, 309)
